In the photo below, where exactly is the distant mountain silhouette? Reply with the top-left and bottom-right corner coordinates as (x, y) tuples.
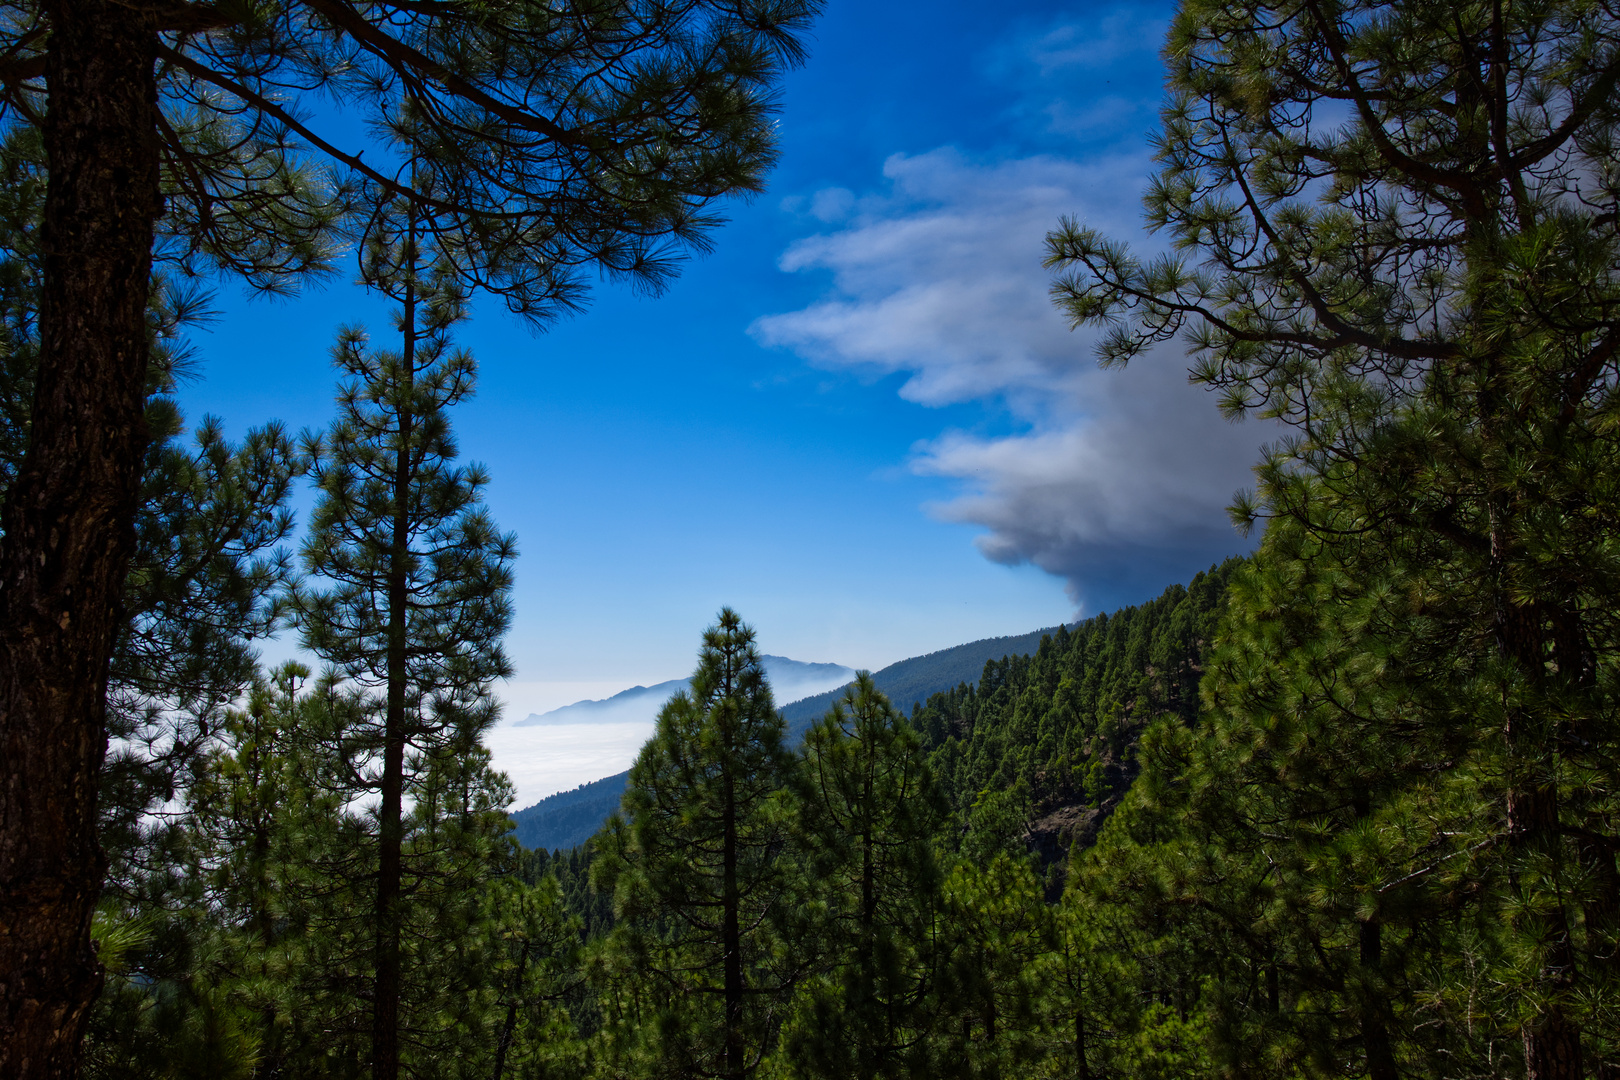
(512, 680), (685, 727)
(513, 655), (854, 727)
(508, 626), (1068, 852)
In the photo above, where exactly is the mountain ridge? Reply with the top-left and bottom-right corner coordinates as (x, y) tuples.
(515, 654), (855, 727)
(509, 624), (1070, 851)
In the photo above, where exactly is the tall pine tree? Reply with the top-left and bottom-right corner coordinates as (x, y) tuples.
(596, 610), (798, 1080)
(296, 221), (516, 1080)
(1046, 3), (1620, 1074)
(784, 674), (946, 1080)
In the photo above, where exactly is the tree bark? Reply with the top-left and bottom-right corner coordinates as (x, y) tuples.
(1359, 918), (1398, 1080)
(722, 764), (743, 1080)
(1497, 590), (1583, 1080)
(0, 0), (158, 1074)
(373, 271), (417, 1080)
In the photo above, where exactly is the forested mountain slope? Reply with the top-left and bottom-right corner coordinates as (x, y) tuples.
(914, 561), (1238, 863)
(510, 773), (634, 853)
(512, 568), (1234, 856)
(777, 623), (1067, 733)
(511, 624), (1067, 851)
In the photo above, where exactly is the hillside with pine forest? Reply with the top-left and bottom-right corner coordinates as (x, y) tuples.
(8, 1), (1620, 1077)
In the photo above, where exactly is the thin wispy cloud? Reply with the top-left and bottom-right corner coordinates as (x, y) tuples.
(1021, 10), (1171, 75)
(758, 149), (1147, 408)
(753, 146), (1269, 609)
(985, 6), (1173, 145)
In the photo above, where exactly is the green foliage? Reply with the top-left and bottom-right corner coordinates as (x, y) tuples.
(780, 675), (946, 1080)
(1046, 2), (1620, 1074)
(101, 409), (302, 897)
(480, 875), (591, 1080)
(85, 223), (540, 1080)
(914, 561), (1238, 864)
(1, 0), (826, 305)
(88, 665), (355, 1078)
(596, 609), (799, 1080)
(930, 853), (1053, 1080)
(167, 0), (824, 309)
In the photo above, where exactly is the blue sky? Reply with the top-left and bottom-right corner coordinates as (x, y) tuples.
(177, 0), (1267, 719)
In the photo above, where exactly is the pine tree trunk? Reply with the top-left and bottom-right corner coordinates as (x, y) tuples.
(1073, 976), (1090, 1080)
(1496, 583), (1583, 1080)
(1349, 789), (1398, 1080)
(722, 766), (743, 1080)
(490, 941), (528, 1080)
(860, 822), (876, 1062)
(0, 1), (158, 1073)
(1358, 919), (1398, 1080)
(373, 276), (417, 1080)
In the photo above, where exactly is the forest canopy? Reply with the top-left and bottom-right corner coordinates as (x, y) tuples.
(2, 1), (1619, 1079)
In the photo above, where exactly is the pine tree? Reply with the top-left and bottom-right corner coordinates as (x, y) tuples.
(1046, 4), (1620, 1074)
(100, 405), (302, 910)
(84, 662), (356, 1079)
(0, 2), (823, 1065)
(296, 227), (516, 1080)
(783, 675), (947, 1080)
(931, 852), (1051, 1080)
(595, 610), (798, 1080)
(480, 874), (588, 1080)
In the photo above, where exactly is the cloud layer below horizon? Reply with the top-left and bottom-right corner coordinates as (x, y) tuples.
(754, 147), (1270, 610)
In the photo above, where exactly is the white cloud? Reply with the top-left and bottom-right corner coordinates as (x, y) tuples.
(754, 148), (1150, 408)
(484, 721), (653, 808)
(753, 147), (1270, 609)
(808, 186), (856, 223)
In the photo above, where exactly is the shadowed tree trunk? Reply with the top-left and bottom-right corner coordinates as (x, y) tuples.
(0, 0), (160, 1074)
(722, 758), (744, 1080)
(372, 271), (416, 1080)
(1494, 551), (1583, 1080)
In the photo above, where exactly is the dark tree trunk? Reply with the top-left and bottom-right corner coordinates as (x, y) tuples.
(490, 941), (528, 1080)
(1074, 985), (1090, 1080)
(1358, 919), (1398, 1080)
(722, 767), (743, 1080)
(0, 0), (159, 1074)
(1350, 789), (1398, 1080)
(1496, 586), (1583, 1080)
(373, 275), (417, 1080)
